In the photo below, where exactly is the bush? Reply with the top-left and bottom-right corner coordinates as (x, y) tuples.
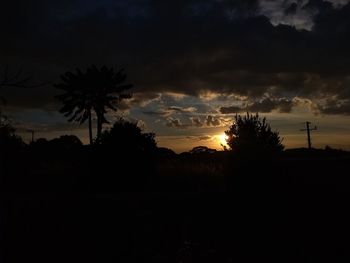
(100, 118), (157, 153)
(225, 113), (284, 157)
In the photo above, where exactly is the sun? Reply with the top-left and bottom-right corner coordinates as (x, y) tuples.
(216, 134), (228, 147)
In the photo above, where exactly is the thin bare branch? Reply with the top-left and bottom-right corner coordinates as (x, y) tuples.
(0, 65), (45, 89)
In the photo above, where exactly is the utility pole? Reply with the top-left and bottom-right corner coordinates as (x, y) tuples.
(300, 122), (317, 149)
(26, 129), (35, 143)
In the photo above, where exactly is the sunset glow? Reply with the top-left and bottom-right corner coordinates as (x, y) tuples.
(216, 134), (229, 148)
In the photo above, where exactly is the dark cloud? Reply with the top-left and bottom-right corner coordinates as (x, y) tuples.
(142, 110), (167, 116)
(2, 0), (350, 115)
(190, 117), (204, 127)
(248, 98), (296, 113)
(317, 98), (350, 115)
(168, 106), (196, 113)
(166, 118), (191, 129)
(303, 0), (334, 13)
(206, 115), (223, 126)
(312, 1), (350, 36)
(118, 92), (160, 111)
(284, 2), (298, 15)
(220, 106), (243, 114)
(198, 135), (212, 141)
(13, 120), (83, 133)
(220, 97), (296, 114)
(142, 105), (197, 117)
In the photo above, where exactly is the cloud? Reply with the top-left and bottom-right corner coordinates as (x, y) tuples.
(317, 98), (350, 115)
(2, 0), (350, 115)
(220, 106), (243, 114)
(198, 135), (212, 141)
(220, 97), (297, 114)
(284, 2), (298, 15)
(166, 117), (191, 129)
(165, 115), (231, 129)
(248, 98), (296, 113)
(168, 106), (197, 113)
(166, 117), (203, 129)
(142, 110), (169, 116)
(118, 92), (161, 111)
(303, 0), (334, 13)
(186, 135), (213, 141)
(142, 105), (197, 117)
(206, 115), (222, 126)
(190, 117), (204, 127)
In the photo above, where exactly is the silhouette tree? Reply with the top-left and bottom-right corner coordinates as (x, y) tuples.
(55, 66), (133, 144)
(29, 138), (49, 149)
(100, 118), (157, 153)
(0, 116), (25, 149)
(49, 135), (83, 149)
(189, 146), (217, 154)
(225, 113), (284, 156)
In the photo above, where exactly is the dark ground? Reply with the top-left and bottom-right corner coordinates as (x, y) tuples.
(1, 147), (350, 262)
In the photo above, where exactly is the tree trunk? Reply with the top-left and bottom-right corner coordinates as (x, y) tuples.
(88, 110), (93, 145)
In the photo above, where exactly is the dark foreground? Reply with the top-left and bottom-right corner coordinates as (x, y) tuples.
(1, 147), (350, 262)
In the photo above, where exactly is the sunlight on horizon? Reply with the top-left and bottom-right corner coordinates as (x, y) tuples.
(216, 134), (229, 149)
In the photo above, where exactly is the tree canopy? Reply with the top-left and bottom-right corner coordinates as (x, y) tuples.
(225, 113), (284, 157)
(100, 118), (157, 153)
(55, 65), (133, 144)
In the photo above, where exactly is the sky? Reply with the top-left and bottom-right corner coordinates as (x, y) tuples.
(1, 0), (350, 152)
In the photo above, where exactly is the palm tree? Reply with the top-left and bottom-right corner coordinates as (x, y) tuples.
(55, 65), (133, 144)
